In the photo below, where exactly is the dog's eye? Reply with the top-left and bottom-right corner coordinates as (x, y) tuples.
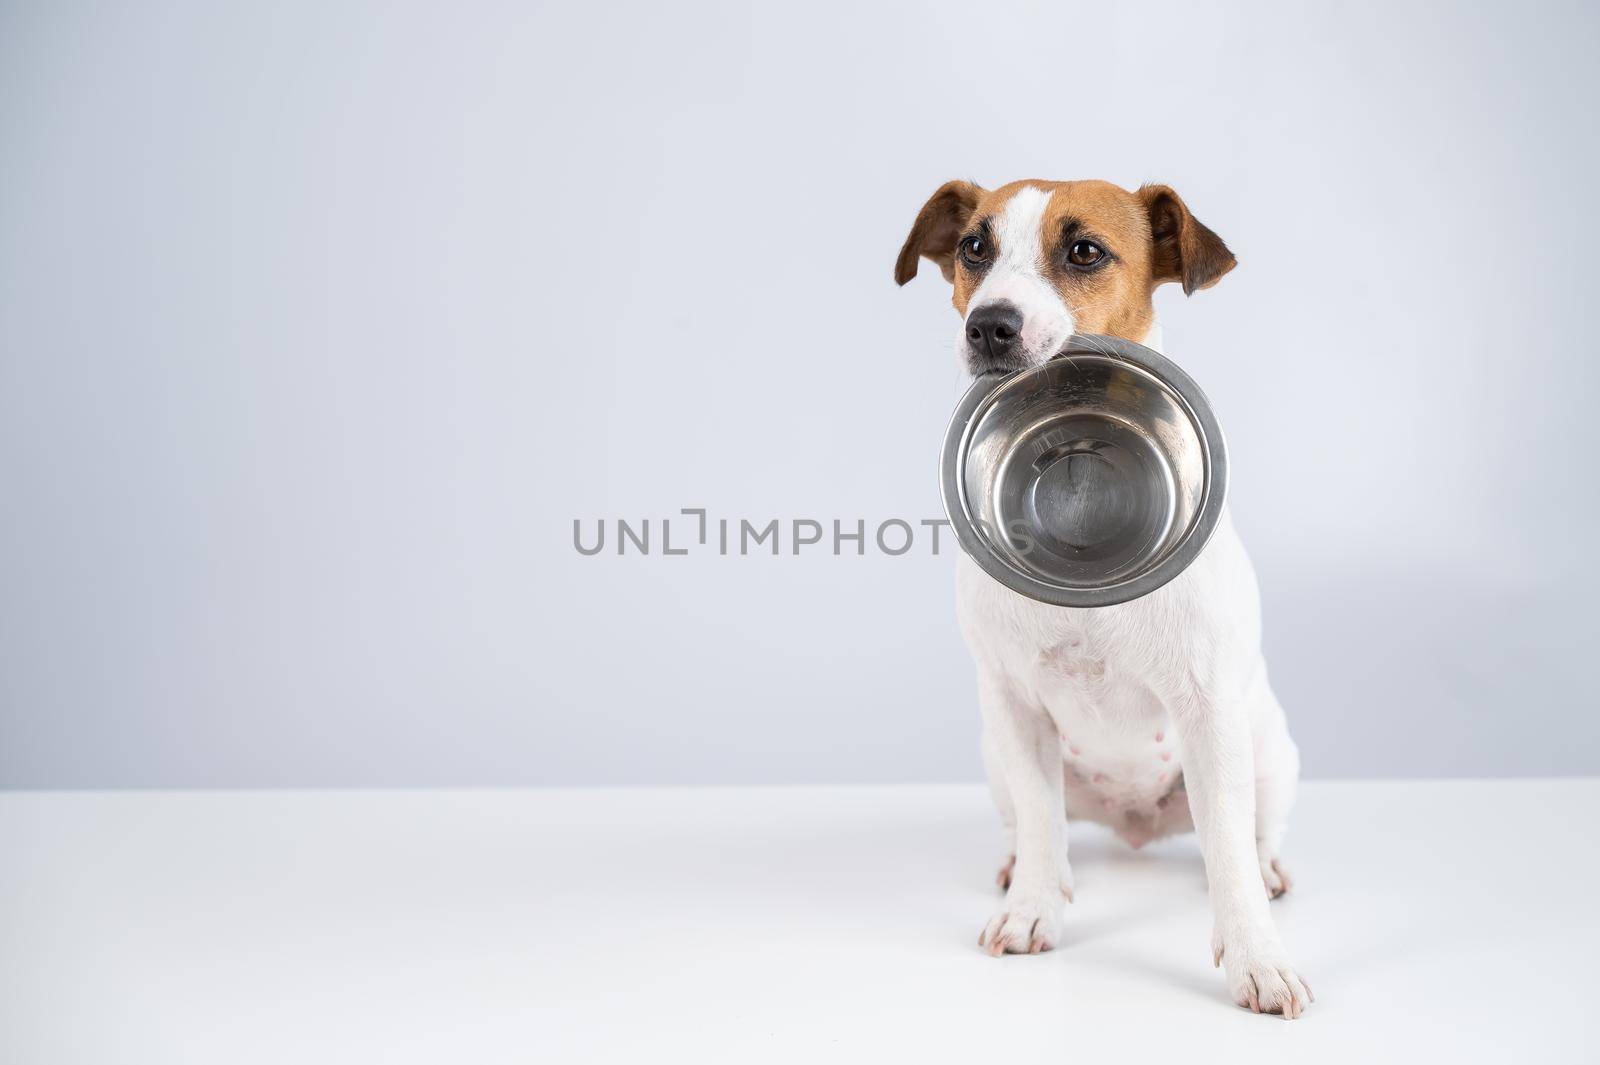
(1067, 240), (1106, 267)
(958, 235), (991, 267)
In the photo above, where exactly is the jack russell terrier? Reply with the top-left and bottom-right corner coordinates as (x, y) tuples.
(896, 179), (1312, 1018)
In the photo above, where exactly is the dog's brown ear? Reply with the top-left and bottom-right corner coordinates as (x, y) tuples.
(1138, 185), (1236, 296)
(895, 180), (983, 286)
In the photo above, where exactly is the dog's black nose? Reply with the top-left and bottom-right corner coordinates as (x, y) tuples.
(965, 302), (1023, 362)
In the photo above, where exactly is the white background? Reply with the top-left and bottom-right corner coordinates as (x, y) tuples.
(2, 0), (1595, 786)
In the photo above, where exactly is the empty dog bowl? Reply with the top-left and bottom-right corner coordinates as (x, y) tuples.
(941, 334), (1228, 607)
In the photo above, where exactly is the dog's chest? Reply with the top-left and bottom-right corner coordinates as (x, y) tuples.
(1033, 629), (1179, 796)
(957, 556), (1183, 808)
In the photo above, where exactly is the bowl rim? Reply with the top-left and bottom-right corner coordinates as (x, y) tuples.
(939, 333), (1229, 608)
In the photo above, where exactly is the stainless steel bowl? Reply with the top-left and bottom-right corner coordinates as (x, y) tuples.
(941, 334), (1228, 607)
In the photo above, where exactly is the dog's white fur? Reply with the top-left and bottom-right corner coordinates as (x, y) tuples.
(953, 191), (1311, 1015)
(962, 187), (1077, 362)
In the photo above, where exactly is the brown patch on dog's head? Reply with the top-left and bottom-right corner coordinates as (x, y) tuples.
(896, 179), (1236, 361)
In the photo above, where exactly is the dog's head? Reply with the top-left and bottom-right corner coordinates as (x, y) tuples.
(895, 180), (1235, 374)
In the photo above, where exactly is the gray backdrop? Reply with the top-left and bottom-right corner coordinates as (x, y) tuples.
(2, 0), (1596, 788)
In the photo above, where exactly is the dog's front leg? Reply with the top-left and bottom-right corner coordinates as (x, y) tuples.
(1173, 684), (1313, 1017)
(976, 673), (1070, 955)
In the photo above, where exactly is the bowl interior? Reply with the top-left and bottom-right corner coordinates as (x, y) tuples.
(960, 356), (1209, 591)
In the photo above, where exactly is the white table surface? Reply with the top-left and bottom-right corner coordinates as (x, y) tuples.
(1, 779), (1594, 1064)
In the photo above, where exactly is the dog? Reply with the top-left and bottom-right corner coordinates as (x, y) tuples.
(896, 180), (1311, 1018)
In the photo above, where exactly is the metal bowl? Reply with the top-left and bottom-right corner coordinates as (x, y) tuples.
(941, 334), (1228, 608)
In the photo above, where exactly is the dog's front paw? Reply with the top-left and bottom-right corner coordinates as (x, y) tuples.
(1211, 932), (1313, 1018)
(979, 890), (1063, 956)
(1259, 854), (1293, 899)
